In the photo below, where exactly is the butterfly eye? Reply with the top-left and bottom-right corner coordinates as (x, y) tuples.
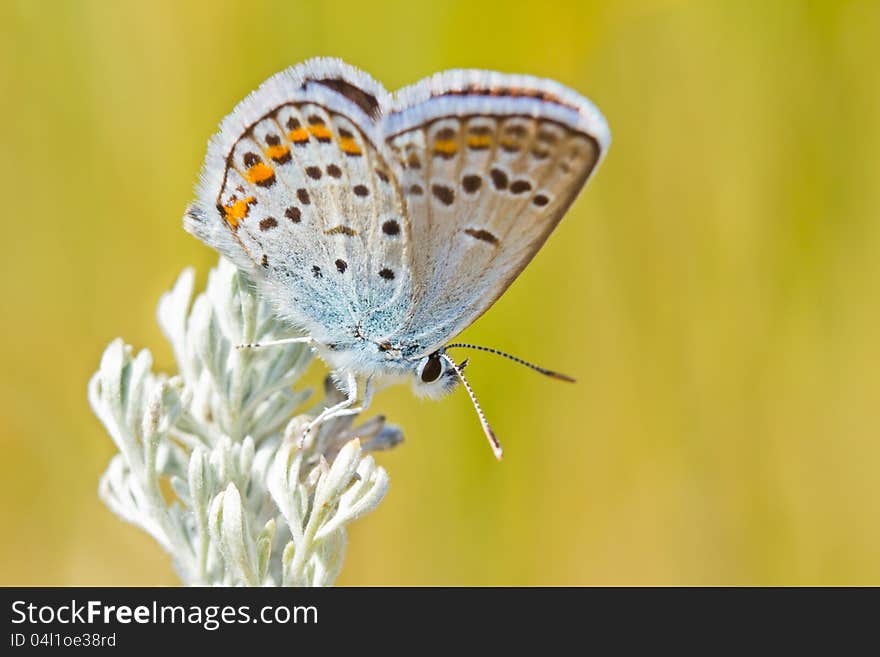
(418, 353), (443, 383)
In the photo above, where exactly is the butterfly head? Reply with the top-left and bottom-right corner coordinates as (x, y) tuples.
(411, 350), (465, 399)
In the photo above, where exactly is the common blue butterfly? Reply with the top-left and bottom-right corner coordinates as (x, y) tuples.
(185, 58), (610, 459)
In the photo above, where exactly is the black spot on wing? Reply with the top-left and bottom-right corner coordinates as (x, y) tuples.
(490, 168), (508, 190)
(462, 175), (482, 193)
(431, 184), (454, 206)
(464, 228), (498, 245)
(510, 180), (532, 194)
(285, 206), (301, 223)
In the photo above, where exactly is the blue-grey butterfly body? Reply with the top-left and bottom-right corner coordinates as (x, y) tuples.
(185, 58), (609, 457)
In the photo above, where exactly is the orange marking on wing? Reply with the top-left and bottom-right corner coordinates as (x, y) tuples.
(339, 137), (362, 155)
(433, 139), (458, 155)
(223, 196), (256, 229)
(309, 125), (332, 140)
(467, 134), (491, 148)
(265, 144), (290, 161)
(288, 128), (309, 143)
(246, 163), (275, 185)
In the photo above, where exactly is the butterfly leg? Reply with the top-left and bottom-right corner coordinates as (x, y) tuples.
(236, 336), (315, 350)
(298, 373), (372, 447)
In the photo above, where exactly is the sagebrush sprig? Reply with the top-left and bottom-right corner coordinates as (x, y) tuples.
(89, 258), (401, 586)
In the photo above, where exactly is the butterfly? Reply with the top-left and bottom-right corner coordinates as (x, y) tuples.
(184, 58), (609, 459)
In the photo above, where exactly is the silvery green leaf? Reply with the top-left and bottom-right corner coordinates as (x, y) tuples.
(207, 260), (244, 344)
(124, 348), (154, 432)
(93, 259), (400, 586)
(314, 439), (362, 509)
(256, 518), (276, 584)
(209, 484), (257, 586)
(238, 436), (255, 483)
(187, 447), (210, 511)
(281, 541), (297, 586)
(141, 381), (165, 442)
(316, 455), (389, 541)
(99, 455), (171, 552)
(157, 267), (195, 374)
(267, 441), (304, 538)
(311, 530), (346, 587)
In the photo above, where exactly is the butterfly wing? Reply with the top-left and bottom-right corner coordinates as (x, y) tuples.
(185, 58), (412, 346)
(186, 60), (609, 370)
(382, 70), (610, 352)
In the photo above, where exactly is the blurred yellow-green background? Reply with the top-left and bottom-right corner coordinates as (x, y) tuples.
(2, 0), (879, 585)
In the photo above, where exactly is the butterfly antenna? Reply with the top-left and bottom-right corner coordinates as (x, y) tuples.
(445, 343), (575, 382)
(441, 352), (503, 461)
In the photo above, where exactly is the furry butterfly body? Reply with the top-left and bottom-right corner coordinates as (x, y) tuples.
(185, 58), (609, 457)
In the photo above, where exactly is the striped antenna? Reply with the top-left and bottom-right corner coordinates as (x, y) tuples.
(445, 343), (575, 382)
(441, 352), (503, 461)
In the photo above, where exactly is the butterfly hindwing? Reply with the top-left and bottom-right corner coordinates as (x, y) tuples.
(383, 70), (609, 351)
